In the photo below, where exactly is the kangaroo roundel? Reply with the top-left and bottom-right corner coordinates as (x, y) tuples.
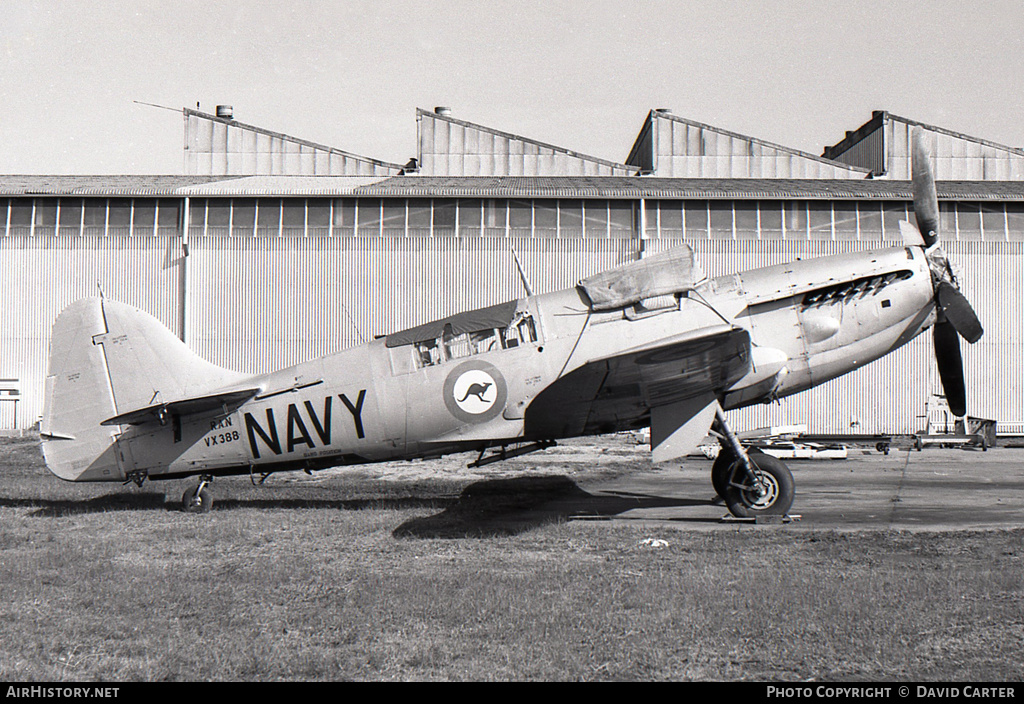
(443, 361), (507, 423)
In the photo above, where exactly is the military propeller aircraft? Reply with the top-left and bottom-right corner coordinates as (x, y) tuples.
(40, 129), (982, 517)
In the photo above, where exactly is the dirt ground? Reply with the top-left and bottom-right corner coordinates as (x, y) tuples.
(308, 434), (1024, 532)
(9, 432), (1024, 532)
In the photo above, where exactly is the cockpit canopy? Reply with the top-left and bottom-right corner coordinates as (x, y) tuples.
(385, 300), (538, 372)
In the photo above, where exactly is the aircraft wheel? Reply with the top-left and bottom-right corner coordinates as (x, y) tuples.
(182, 486), (213, 513)
(724, 452), (794, 518)
(712, 447), (764, 499)
(711, 449), (734, 498)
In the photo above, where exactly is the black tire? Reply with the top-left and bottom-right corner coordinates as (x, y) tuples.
(711, 448), (734, 499)
(724, 452), (794, 518)
(712, 446), (765, 499)
(182, 487), (213, 513)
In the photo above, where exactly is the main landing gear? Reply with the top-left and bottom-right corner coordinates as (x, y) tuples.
(710, 409), (795, 518)
(182, 475), (214, 513)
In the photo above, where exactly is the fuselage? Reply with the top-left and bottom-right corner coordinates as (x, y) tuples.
(94, 246), (938, 482)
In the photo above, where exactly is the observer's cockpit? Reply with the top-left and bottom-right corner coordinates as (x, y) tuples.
(385, 301), (538, 374)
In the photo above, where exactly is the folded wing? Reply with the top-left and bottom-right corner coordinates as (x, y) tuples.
(524, 325), (751, 461)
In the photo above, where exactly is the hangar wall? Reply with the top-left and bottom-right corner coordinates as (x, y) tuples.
(2, 195), (1017, 436)
(3, 107), (1021, 438)
(0, 233), (182, 430)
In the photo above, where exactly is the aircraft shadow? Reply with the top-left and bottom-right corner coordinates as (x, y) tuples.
(393, 475), (717, 539)
(0, 493), (172, 517)
(208, 497), (454, 513)
(1, 476), (710, 529)
(0, 493), (454, 518)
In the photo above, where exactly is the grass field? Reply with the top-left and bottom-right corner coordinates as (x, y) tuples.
(1, 435), (1022, 682)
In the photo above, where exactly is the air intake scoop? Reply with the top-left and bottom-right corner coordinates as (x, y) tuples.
(578, 245), (701, 311)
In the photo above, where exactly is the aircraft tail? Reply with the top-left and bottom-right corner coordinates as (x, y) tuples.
(41, 298), (247, 481)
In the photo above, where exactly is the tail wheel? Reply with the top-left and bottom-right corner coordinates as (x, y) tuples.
(724, 452), (794, 518)
(182, 486), (213, 513)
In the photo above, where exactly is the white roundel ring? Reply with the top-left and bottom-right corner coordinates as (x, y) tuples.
(443, 360), (508, 423)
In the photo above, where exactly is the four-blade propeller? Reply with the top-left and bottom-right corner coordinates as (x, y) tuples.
(905, 127), (984, 417)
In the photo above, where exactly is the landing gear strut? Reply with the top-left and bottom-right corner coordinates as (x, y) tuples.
(182, 475), (214, 513)
(711, 409), (794, 518)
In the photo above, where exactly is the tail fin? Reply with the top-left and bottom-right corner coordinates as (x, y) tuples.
(41, 298), (246, 481)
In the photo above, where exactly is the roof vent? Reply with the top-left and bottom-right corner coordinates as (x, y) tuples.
(654, 108), (672, 114)
(216, 105), (234, 120)
(434, 106), (452, 116)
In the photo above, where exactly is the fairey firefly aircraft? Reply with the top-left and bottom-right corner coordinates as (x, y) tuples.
(40, 130), (982, 517)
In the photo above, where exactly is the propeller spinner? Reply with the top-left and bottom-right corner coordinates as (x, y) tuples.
(908, 128), (984, 417)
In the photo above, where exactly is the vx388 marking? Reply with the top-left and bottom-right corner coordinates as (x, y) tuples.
(244, 392), (367, 458)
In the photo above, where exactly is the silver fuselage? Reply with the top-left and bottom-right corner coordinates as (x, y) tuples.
(47, 246), (937, 482)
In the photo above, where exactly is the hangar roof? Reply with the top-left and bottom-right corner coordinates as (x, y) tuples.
(183, 108), (406, 177)
(626, 110), (872, 179)
(176, 175), (387, 195)
(0, 175), (223, 196)
(355, 176), (1024, 200)
(2, 174), (1023, 200)
(416, 108), (637, 176)
(10, 104), (1024, 185)
(823, 111), (1024, 179)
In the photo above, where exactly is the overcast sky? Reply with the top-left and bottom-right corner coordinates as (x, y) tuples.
(2, 0), (1022, 174)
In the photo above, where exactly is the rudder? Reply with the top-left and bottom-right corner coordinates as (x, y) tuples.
(41, 298), (246, 481)
(41, 299), (121, 481)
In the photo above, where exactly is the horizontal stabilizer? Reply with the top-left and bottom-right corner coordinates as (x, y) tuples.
(101, 387), (261, 426)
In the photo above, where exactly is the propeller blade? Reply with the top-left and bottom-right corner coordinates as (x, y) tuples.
(936, 281), (983, 344)
(912, 128), (941, 248)
(898, 220), (926, 247)
(933, 320), (967, 417)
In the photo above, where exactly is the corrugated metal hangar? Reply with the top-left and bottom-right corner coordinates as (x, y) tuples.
(2, 106), (1022, 437)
